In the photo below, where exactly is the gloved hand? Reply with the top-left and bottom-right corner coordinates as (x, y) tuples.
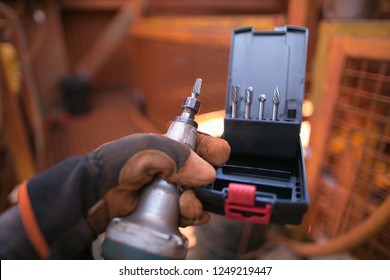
(0, 132), (230, 259)
(86, 132), (230, 235)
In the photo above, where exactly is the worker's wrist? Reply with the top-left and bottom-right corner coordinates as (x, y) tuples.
(22, 156), (99, 258)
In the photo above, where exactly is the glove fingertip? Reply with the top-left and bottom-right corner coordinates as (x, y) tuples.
(179, 211), (210, 228)
(195, 133), (231, 167)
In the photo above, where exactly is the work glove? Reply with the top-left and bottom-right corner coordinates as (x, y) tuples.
(0, 132), (230, 259)
(86, 132), (230, 235)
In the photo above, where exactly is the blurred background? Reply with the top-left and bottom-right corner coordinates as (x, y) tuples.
(1, 0), (390, 260)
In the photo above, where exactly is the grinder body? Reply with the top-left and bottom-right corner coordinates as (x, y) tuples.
(101, 79), (202, 259)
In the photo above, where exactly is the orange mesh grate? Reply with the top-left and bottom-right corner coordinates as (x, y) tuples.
(313, 58), (390, 259)
(43, 89), (144, 169)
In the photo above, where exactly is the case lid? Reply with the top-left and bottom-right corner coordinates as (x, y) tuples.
(226, 25), (308, 122)
(224, 25), (308, 158)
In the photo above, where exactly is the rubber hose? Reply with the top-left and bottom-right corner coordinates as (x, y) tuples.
(269, 194), (390, 257)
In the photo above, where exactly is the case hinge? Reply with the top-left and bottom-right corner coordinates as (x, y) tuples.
(224, 183), (272, 224)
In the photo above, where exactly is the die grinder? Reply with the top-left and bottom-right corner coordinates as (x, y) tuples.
(101, 78), (203, 259)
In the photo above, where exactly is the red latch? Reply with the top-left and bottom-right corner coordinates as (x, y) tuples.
(224, 183), (272, 224)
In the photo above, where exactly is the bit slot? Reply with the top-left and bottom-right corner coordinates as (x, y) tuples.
(222, 154), (293, 180)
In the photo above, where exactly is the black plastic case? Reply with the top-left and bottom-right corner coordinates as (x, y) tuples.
(195, 25), (309, 225)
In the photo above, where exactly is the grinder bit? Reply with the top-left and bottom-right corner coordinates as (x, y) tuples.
(258, 94), (266, 120)
(169, 78), (202, 146)
(231, 85), (239, 119)
(101, 79), (202, 260)
(272, 86), (280, 121)
(244, 86), (253, 119)
(192, 78), (202, 97)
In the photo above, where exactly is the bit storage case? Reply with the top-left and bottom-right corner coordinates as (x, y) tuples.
(196, 25), (309, 225)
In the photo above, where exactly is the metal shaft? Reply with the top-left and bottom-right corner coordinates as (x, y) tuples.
(231, 85), (239, 119)
(258, 94), (266, 120)
(244, 86), (253, 119)
(272, 86), (280, 121)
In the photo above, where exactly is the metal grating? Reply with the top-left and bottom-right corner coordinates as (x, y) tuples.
(130, 37), (230, 131)
(315, 57), (390, 259)
(43, 89), (142, 169)
(61, 10), (132, 89)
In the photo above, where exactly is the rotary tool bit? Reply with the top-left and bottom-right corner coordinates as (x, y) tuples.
(168, 78), (202, 147)
(272, 86), (280, 121)
(244, 86), (253, 119)
(101, 79), (202, 260)
(258, 94), (266, 120)
(231, 85), (239, 118)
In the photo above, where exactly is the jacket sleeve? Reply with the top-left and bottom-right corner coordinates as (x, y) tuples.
(0, 156), (101, 259)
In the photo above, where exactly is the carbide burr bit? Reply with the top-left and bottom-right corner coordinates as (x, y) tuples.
(191, 78), (202, 98)
(272, 86), (280, 121)
(231, 85), (239, 118)
(244, 86), (253, 119)
(258, 94), (266, 120)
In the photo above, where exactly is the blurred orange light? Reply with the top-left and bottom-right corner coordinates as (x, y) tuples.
(195, 110), (225, 137)
(303, 99), (314, 117)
